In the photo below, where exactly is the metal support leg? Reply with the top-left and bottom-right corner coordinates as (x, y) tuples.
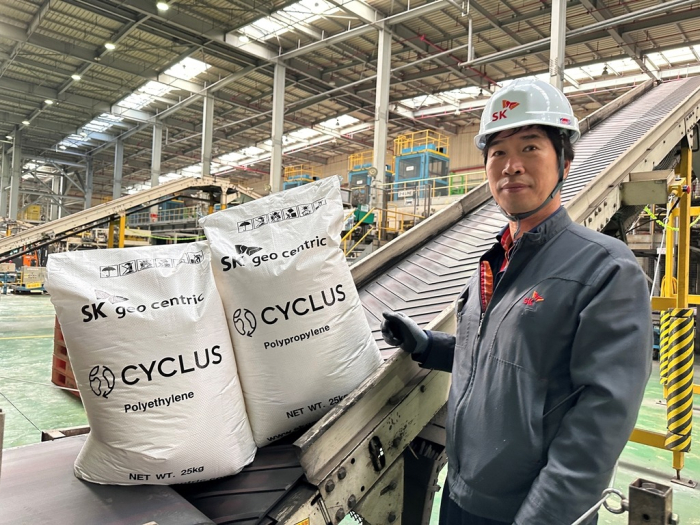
(270, 61), (286, 194)
(107, 220), (115, 248)
(118, 214), (126, 248)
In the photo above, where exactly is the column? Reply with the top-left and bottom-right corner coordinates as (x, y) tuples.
(113, 139), (123, 201)
(50, 174), (61, 221)
(9, 130), (22, 220)
(0, 145), (10, 217)
(549, 0), (566, 90)
(151, 123), (163, 220)
(201, 97), (214, 178)
(270, 61), (286, 193)
(372, 23), (392, 232)
(84, 156), (93, 210)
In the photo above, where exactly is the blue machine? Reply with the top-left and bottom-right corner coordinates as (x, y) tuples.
(347, 151), (393, 207)
(392, 131), (450, 201)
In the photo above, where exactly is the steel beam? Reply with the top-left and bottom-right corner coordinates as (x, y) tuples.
(550, 0), (566, 90)
(372, 24), (392, 225)
(0, 145), (10, 217)
(201, 96), (215, 178)
(578, 0), (659, 81)
(113, 140), (124, 201)
(9, 130), (22, 220)
(85, 156), (93, 210)
(270, 62), (286, 194)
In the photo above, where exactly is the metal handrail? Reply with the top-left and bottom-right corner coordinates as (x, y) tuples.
(342, 208), (376, 253)
(345, 226), (376, 257)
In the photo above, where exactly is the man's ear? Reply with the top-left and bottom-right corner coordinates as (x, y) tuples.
(563, 159), (571, 179)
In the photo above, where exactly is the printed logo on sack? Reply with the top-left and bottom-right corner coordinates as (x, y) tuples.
(523, 291), (544, 306)
(100, 251), (203, 278)
(492, 100), (520, 121)
(87, 347), (225, 402)
(233, 308), (257, 337)
(236, 199), (326, 233)
(221, 236), (327, 272)
(89, 365), (116, 398)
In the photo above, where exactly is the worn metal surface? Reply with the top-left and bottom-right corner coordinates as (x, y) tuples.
(0, 435), (214, 525)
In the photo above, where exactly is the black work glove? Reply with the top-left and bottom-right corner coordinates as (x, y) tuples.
(381, 311), (429, 354)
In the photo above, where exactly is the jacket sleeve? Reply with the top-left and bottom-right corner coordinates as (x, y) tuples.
(411, 330), (456, 372)
(514, 256), (652, 525)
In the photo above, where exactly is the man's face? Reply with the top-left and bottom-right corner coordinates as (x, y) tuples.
(485, 127), (570, 215)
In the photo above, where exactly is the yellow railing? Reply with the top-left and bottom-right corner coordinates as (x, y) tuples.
(348, 150), (394, 172)
(284, 164), (319, 181)
(342, 208), (376, 254)
(380, 207), (425, 236)
(377, 170), (486, 200)
(394, 130), (449, 157)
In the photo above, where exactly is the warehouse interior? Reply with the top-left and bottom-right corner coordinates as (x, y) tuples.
(2, 0), (700, 524)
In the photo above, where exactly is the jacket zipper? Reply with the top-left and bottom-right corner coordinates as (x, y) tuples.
(450, 239), (522, 473)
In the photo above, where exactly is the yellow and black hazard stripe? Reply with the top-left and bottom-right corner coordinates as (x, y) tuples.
(664, 308), (695, 452)
(659, 310), (672, 386)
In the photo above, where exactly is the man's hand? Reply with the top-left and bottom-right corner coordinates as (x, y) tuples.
(381, 311), (429, 354)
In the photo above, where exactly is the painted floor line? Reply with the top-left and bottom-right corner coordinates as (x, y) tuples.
(0, 335), (53, 340)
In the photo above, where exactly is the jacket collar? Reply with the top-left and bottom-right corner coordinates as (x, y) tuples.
(496, 206), (571, 247)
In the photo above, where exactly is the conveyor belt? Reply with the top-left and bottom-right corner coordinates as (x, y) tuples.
(0, 176), (261, 262)
(3, 78), (700, 524)
(361, 76), (700, 356)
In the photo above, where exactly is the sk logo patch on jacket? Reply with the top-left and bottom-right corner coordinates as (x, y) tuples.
(523, 291), (544, 306)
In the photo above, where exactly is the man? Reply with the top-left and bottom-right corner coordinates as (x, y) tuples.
(382, 78), (652, 525)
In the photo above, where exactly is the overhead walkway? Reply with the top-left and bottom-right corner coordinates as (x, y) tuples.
(0, 177), (261, 262)
(3, 77), (700, 524)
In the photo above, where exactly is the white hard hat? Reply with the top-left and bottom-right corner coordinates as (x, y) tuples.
(474, 78), (580, 150)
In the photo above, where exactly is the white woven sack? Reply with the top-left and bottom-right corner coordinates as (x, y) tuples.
(201, 177), (381, 447)
(45, 242), (256, 485)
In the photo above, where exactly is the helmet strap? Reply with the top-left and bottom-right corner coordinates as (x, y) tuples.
(498, 139), (566, 222)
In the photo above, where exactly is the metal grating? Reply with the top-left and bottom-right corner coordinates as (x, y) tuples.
(360, 77), (700, 357)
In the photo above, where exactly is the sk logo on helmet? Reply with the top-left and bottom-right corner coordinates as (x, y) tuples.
(523, 291), (544, 306)
(492, 100), (520, 122)
(89, 365), (116, 398)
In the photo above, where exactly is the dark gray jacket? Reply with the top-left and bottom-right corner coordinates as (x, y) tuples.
(417, 209), (652, 524)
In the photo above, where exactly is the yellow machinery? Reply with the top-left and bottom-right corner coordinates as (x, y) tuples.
(392, 130), (450, 200)
(283, 164), (319, 190)
(635, 139), (699, 486)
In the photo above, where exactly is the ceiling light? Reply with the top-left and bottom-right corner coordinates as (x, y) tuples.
(105, 42), (116, 51)
(44, 99), (54, 105)
(80, 131), (88, 137)
(22, 120), (30, 126)
(156, 1), (169, 10)
(58, 145), (67, 150)
(239, 34), (250, 44)
(5, 135), (12, 140)
(71, 74), (82, 81)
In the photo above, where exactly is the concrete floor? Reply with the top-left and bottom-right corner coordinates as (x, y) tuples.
(1, 293), (698, 523)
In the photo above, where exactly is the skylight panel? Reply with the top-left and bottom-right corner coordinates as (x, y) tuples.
(647, 52), (668, 67)
(219, 151), (247, 163)
(119, 92), (154, 110)
(401, 94), (443, 109)
(164, 57), (210, 81)
(289, 127), (321, 140)
(139, 81), (173, 97)
(319, 114), (359, 129)
(442, 87), (482, 100)
(243, 146), (266, 156)
(661, 47), (695, 63)
(237, 0), (339, 41)
(99, 113), (123, 123)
